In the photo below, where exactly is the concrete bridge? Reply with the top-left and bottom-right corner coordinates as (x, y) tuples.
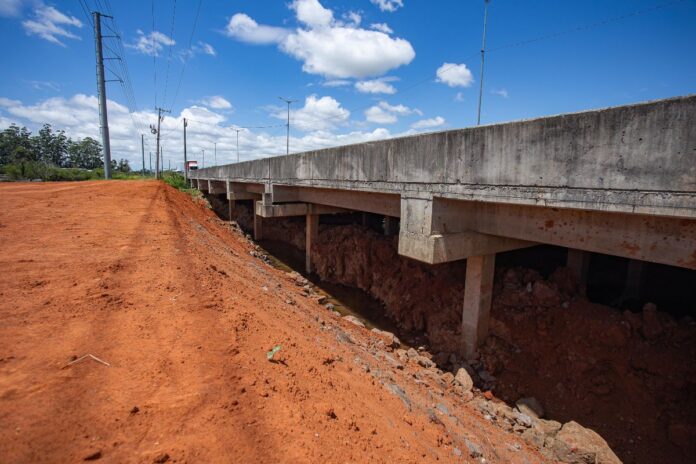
(190, 95), (696, 357)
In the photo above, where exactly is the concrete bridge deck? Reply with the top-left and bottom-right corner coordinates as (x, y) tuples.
(190, 95), (696, 356)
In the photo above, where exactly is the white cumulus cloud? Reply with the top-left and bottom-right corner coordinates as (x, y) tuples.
(281, 26), (414, 79)
(225, 13), (289, 44)
(370, 23), (393, 34)
(492, 88), (509, 98)
(370, 0), (404, 13)
(411, 116), (445, 130)
(22, 5), (82, 46)
(200, 96), (233, 110)
(365, 106), (396, 124)
(355, 78), (397, 95)
(0, 94), (426, 168)
(436, 62), (474, 88)
(128, 30), (175, 56)
(225, 0), (415, 79)
(291, 0), (333, 27)
(365, 101), (419, 124)
(272, 95), (350, 132)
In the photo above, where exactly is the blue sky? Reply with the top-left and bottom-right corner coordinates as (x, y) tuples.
(0, 0), (694, 169)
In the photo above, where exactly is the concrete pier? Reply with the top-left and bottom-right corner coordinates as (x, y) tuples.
(191, 96), (696, 354)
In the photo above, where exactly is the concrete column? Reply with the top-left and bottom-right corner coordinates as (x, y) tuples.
(622, 259), (645, 301)
(306, 213), (319, 274)
(253, 205), (263, 240)
(228, 199), (235, 222)
(567, 249), (590, 296)
(383, 216), (397, 236)
(462, 254), (496, 359)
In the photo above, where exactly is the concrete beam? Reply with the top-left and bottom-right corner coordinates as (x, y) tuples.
(255, 202), (347, 218)
(271, 185), (400, 217)
(306, 214), (319, 274)
(400, 231), (535, 264)
(433, 198), (696, 270)
(399, 195), (534, 264)
(208, 180), (226, 195)
(462, 254), (496, 358)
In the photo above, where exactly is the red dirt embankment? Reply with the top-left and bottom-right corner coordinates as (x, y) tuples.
(243, 211), (696, 464)
(0, 181), (544, 463)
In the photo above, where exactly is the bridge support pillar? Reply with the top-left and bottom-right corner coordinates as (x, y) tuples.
(228, 200), (235, 222)
(253, 202), (263, 240)
(306, 214), (319, 274)
(462, 253), (496, 359)
(622, 259), (646, 301)
(383, 216), (398, 236)
(567, 249), (591, 296)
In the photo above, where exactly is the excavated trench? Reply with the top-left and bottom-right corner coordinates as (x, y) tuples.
(208, 195), (696, 464)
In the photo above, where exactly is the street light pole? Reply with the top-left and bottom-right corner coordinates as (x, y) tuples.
(235, 129), (241, 163)
(476, 0), (490, 126)
(278, 97), (297, 155)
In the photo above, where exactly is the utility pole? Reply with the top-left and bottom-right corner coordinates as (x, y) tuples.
(150, 107), (169, 179)
(93, 11), (113, 179)
(278, 97), (297, 155)
(149, 151), (152, 173)
(202, 149), (205, 168)
(160, 146), (164, 173)
(234, 128), (241, 163)
(183, 118), (188, 180)
(214, 142), (217, 166)
(476, 0), (490, 126)
(140, 134), (145, 176)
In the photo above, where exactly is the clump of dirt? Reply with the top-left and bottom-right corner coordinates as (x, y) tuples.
(483, 267), (696, 464)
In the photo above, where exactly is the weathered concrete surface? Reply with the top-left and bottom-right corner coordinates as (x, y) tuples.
(192, 95), (696, 269)
(194, 96), (696, 218)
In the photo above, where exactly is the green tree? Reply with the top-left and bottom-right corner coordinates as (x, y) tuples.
(0, 124), (34, 165)
(67, 137), (103, 169)
(33, 124), (68, 167)
(116, 158), (131, 173)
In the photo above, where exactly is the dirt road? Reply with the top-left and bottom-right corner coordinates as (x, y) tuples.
(0, 181), (543, 463)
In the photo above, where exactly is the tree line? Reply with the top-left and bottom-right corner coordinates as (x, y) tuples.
(0, 123), (131, 175)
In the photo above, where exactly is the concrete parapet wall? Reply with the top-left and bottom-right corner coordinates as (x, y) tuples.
(193, 96), (696, 218)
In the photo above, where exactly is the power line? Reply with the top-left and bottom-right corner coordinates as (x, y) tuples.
(151, 0), (157, 110)
(246, 0), (686, 133)
(162, 0), (177, 109)
(169, 0), (203, 113)
(487, 0), (686, 54)
(477, 0), (490, 125)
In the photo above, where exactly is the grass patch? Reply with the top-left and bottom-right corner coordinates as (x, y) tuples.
(161, 171), (208, 205)
(0, 162), (153, 182)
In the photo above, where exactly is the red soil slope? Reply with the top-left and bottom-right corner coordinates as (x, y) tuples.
(0, 181), (544, 463)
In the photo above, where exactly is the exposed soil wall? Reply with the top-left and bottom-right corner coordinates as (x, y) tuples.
(228, 206), (696, 464)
